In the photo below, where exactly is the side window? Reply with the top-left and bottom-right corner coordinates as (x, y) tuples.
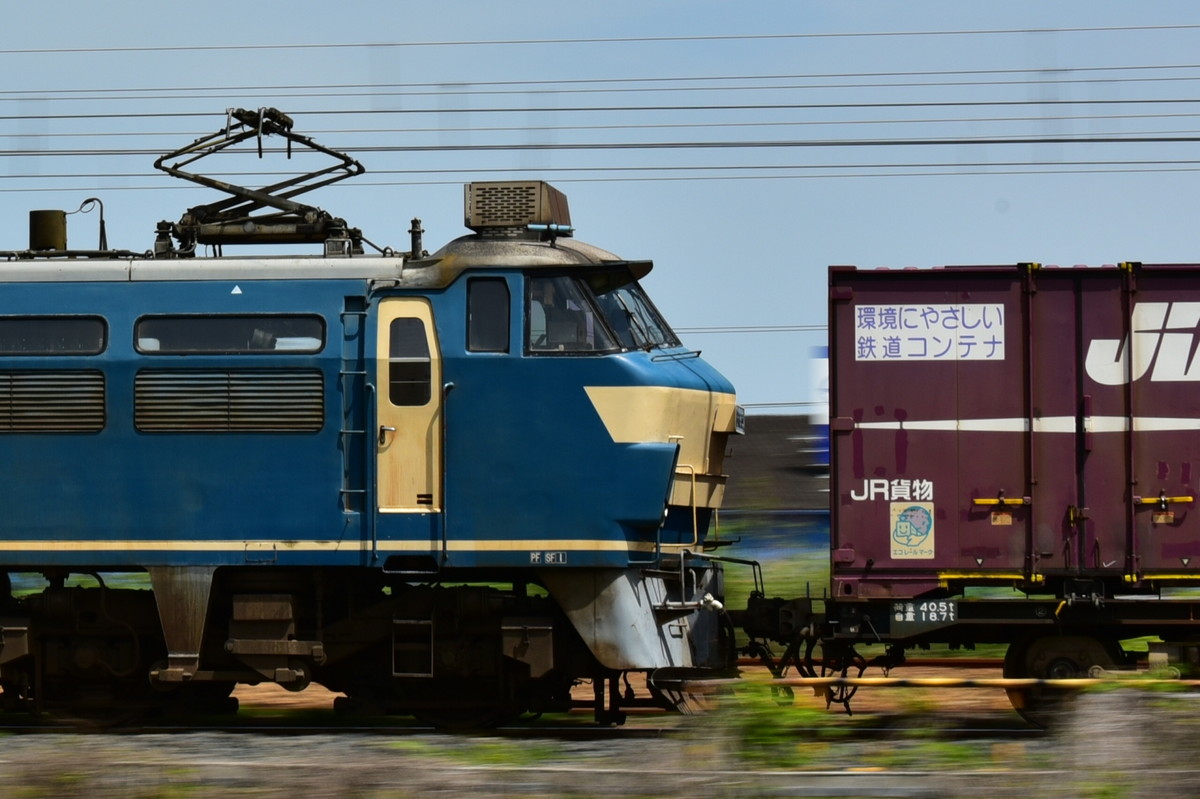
(467, 277), (510, 353)
(135, 315), (325, 354)
(0, 316), (106, 355)
(388, 318), (431, 406)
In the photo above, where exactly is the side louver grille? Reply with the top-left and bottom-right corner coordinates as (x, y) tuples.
(0, 371), (105, 432)
(135, 369), (324, 432)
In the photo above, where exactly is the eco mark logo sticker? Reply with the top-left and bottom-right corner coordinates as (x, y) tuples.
(890, 502), (935, 559)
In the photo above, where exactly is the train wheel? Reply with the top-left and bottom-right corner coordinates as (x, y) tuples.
(1003, 634), (1117, 727)
(820, 644), (867, 712)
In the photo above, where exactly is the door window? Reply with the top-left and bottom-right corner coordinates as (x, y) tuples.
(388, 318), (431, 406)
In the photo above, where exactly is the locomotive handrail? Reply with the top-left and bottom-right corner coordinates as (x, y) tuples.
(650, 350), (702, 362)
(652, 548), (766, 611)
(440, 381), (455, 566)
(669, 461), (700, 549)
(365, 381), (379, 563)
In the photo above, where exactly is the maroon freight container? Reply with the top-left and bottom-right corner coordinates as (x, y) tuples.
(829, 263), (1200, 600)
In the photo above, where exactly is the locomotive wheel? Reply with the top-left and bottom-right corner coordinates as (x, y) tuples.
(1003, 634), (1117, 728)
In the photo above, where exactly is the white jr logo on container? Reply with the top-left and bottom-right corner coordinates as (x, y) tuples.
(1085, 302), (1200, 385)
(850, 478), (934, 502)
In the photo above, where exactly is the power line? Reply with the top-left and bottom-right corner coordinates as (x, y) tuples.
(8, 132), (1200, 160)
(12, 157), (1200, 182)
(7, 162), (1200, 194)
(9, 71), (1200, 104)
(676, 325), (826, 334)
(7, 62), (1200, 101)
(5, 96), (1200, 126)
(1, 25), (1198, 55)
(5, 110), (1200, 144)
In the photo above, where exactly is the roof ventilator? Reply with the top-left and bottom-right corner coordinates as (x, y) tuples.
(464, 181), (573, 242)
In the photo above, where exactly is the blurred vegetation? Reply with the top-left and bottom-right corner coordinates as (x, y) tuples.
(685, 681), (1053, 773)
(713, 510), (829, 609)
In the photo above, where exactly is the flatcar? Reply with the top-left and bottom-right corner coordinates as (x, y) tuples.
(0, 109), (743, 726)
(744, 262), (1200, 723)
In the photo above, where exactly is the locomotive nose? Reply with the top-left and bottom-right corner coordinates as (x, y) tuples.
(586, 385), (742, 543)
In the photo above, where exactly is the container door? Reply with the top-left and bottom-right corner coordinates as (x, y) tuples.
(829, 269), (1033, 597)
(1078, 267), (1200, 581)
(1019, 273), (1078, 584)
(1058, 272), (1130, 583)
(376, 297), (443, 512)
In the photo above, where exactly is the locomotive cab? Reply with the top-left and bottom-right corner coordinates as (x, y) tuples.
(369, 183), (743, 700)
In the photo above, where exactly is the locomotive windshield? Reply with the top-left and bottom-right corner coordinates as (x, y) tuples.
(527, 270), (679, 353)
(588, 275), (680, 350)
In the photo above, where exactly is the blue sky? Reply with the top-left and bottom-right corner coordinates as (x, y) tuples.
(3, 2), (1200, 412)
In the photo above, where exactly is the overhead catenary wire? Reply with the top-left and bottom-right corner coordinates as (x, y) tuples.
(0, 23), (1198, 55)
(9, 109), (1200, 140)
(3, 26), (1200, 191)
(676, 325), (826, 334)
(7, 164), (1200, 193)
(8, 68), (1200, 103)
(8, 95), (1200, 125)
(9, 132), (1200, 160)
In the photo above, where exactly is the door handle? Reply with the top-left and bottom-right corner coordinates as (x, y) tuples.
(378, 425), (396, 445)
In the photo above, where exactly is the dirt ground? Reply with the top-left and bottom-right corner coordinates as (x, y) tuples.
(233, 681), (344, 710)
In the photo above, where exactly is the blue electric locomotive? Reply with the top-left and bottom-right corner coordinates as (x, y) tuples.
(0, 109), (743, 725)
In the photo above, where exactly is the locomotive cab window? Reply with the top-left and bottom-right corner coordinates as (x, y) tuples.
(585, 269), (680, 350)
(526, 275), (615, 354)
(135, 315), (325, 354)
(388, 318), (432, 406)
(467, 277), (510, 353)
(0, 316), (107, 355)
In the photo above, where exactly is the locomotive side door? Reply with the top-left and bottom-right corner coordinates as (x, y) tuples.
(375, 297), (443, 513)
